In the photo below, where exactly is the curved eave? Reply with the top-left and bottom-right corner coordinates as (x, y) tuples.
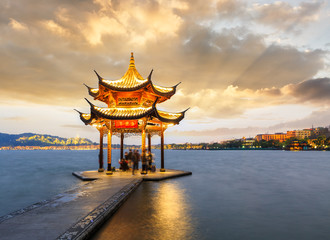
(146, 70), (178, 98)
(87, 99), (155, 120)
(99, 78), (150, 92)
(84, 84), (99, 98)
(80, 99), (188, 124)
(150, 82), (177, 98)
(96, 69), (179, 97)
(95, 57), (149, 92)
(75, 109), (95, 125)
(153, 108), (188, 124)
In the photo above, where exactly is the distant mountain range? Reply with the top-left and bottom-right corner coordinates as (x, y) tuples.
(0, 133), (96, 147)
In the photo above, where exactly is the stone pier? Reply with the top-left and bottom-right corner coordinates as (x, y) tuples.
(0, 169), (191, 240)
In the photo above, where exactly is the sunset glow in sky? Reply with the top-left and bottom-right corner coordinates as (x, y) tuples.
(1, 0), (330, 144)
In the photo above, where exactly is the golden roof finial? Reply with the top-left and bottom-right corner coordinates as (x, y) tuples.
(129, 52), (135, 69)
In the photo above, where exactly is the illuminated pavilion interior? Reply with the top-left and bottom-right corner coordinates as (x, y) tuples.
(76, 53), (188, 174)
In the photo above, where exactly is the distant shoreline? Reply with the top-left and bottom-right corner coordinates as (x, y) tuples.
(1, 146), (329, 151)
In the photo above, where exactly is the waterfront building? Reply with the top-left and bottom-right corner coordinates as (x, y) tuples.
(255, 133), (287, 142)
(287, 129), (311, 139)
(242, 137), (255, 148)
(76, 53), (188, 174)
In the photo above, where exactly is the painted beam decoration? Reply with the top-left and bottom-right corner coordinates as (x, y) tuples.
(117, 97), (139, 106)
(115, 120), (138, 128)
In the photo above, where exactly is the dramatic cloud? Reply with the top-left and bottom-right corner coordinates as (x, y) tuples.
(0, 0), (329, 142)
(0, 0), (327, 104)
(253, 1), (325, 33)
(165, 77), (330, 121)
(216, 0), (248, 19)
(283, 78), (330, 104)
(270, 107), (330, 130)
(167, 107), (330, 141)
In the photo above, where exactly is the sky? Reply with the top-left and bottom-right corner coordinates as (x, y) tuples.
(0, 0), (330, 144)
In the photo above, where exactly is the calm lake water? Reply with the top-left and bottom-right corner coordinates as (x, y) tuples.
(1, 150), (330, 240)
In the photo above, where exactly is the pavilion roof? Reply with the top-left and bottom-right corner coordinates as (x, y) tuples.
(76, 98), (187, 125)
(89, 53), (179, 98)
(97, 52), (148, 90)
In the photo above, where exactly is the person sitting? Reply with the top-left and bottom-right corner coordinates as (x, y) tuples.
(119, 159), (129, 171)
(122, 159), (129, 171)
(147, 153), (153, 170)
(132, 151), (138, 175)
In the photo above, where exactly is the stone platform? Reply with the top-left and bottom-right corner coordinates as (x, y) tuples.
(0, 169), (191, 240)
(73, 168), (192, 181)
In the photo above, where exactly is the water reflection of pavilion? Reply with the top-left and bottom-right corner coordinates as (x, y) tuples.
(76, 53), (188, 174)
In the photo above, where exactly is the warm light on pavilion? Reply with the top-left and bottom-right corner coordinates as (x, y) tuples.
(76, 53), (188, 173)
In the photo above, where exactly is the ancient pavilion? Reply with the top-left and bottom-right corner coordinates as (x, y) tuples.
(76, 53), (188, 174)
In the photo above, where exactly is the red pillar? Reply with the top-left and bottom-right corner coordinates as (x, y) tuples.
(98, 128), (104, 172)
(106, 121), (113, 175)
(160, 128), (165, 172)
(120, 132), (124, 160)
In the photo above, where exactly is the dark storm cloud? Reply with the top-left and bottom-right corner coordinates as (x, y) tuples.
(285, 78), (330, 103)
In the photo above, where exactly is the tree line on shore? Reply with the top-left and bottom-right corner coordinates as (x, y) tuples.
(1, 132), (329, 151)
(0, 133), (96, 147)
(160, 135), (330, 151)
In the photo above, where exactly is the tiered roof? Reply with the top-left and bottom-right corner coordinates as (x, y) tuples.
(77, 53), (187, 135)
(84, 53), (180, 105)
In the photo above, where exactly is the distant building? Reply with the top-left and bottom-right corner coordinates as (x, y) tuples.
(287, 129), (311, 139)
(255, 133), (287, 142)
(254, 126), (329, 143)
(311, 127), (330, 138)
(242, 137), (255, 148)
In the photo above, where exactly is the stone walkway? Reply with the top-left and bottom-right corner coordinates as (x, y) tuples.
(0, 169), (191, 240)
